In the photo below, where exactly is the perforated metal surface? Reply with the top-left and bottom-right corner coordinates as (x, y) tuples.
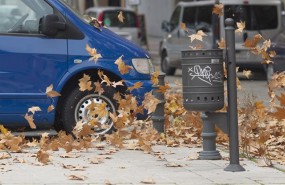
(181, 49), (224, 111)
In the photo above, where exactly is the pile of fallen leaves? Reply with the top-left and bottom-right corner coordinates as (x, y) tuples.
(237, 73), (285, 166)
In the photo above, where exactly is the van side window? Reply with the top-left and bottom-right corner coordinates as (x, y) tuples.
(170, 6), (181, 31)
(196, 6), (213, 32)
(182, 7), (196, 30)
(0, 0), (53, 34)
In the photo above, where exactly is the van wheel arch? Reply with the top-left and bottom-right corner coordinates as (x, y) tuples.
(54, 69), (127, 131)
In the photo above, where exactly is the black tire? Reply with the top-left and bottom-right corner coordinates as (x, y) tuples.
(61, 84), (117, 135)
(161, 52), (176, 75)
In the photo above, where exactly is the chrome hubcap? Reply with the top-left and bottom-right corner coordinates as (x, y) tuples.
(75, 94), (115, 134)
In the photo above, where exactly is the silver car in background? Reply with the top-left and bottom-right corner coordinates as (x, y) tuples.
(160, 0), (282, 80)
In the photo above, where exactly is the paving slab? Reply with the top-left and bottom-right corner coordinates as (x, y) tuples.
(0, 145), (284, 185)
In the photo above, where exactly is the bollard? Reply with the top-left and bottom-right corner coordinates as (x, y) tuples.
(224, 18), (245, 172)
(152, 73), (166, 133)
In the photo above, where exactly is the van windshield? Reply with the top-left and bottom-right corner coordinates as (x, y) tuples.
(224, 5), (278, 30)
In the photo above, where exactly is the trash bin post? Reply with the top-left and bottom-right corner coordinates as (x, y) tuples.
(152, 73), (166, 133)
(181, 49), (224, 160)
(199, 112), (222, 160)
(224, 18), (245, 172)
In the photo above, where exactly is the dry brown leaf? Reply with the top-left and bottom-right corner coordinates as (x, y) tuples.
(142, 92), (160, 114)
(41, 132), (49, 138)
(47, 105), (55, 112)
(13, 157), (26, 163)
(49, 140), (59, 151)
(118, 11), (125, 23)
(60, 153), (81, 158)
(79, 74), (93, 91)
(89, 157), (104, 164)
(105, 133), (124, 149)
(86, 44), (102, 62)
(94, 102), (108, 118)
(151, 71), (160, 85)
(212, 3), (223, 17)
(94, 143), (107, 150)
(276, 93), (285, 107)
(98, 70), (112, 86)
(218, 38), (226, 49)
(28, 106), (41, 114)
(156, 83), (171, 93)
(0, 125), (9, 135)
(255, 101), (265, 110)
(94, 81), (105, 95)
(165, 162), (183, 167)
(0, 153), (11, 160)
(46, 84), (61, 98)
(141, 178), (156, 184)
(112, 80), (125, 88)
(269, 51), (276, 58)
(262, 39), (271, 51)
(236, 21), (245, 33)
(243, 70), (252, 79)
(36, 150), (50, 164)
(24, 114), (36, 129)
(244, 34), (263, 49)
(189, 30), (207, 42)
(128, 81), (143, 92)
(68, 174), (87, 181)
(26, 139), (39, 147)
(180, 22), (186, 30)
(115, 55), (133, 75)
(271, 106), (285, 121)
(63, 164), (87, 171)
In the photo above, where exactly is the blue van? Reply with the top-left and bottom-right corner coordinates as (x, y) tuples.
(0, 0), (154, 134)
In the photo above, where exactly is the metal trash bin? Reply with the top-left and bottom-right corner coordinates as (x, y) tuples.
(181, 49), (224, 111)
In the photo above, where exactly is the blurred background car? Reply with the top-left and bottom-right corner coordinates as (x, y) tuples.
(159, 0), (283, 81)
(85, 7), (141, 46)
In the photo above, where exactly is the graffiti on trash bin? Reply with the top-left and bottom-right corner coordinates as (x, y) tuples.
(188, 65), (223, 85)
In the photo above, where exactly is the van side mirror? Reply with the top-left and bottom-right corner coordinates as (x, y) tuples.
(161, 20), (170, 32)
(40, 14), (66, 37)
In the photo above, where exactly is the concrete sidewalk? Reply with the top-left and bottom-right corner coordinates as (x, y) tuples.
(0, 145), (284, 184)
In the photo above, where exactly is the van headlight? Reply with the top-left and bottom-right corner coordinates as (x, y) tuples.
(132, 58), (155, 74)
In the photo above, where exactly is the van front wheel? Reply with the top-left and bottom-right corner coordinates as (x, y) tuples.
(61, 85), (117, 135)
(161, 52), (175, 75)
